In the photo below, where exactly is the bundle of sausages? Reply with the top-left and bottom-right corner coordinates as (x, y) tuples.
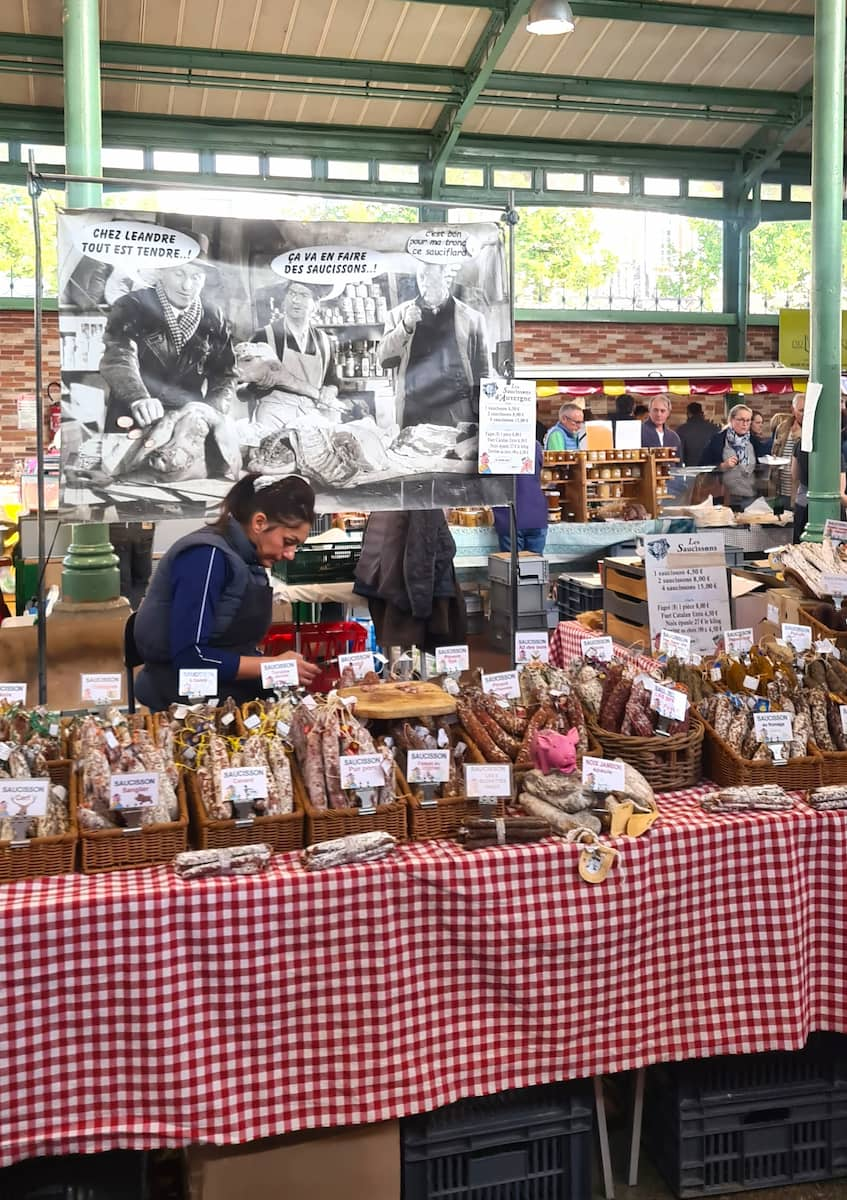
(0, 741), (69, 840)
(457, 816), (551, 850)
(456, 686), (587, 768)
(290, 697), (395, 810)
(193, 728), (294, 820)
(76, 712), (179, 831)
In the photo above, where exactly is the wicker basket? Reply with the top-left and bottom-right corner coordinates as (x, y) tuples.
(0, 758), (77, 882)
(587, 714), (704, 791)
(294, 760), (408, 845)
(796, 603), (847, 654)
(407, 725), (505, 841)
(79, 770), (189, 874)
(185, 766), (305, 853)
(700, 716), (823, 790)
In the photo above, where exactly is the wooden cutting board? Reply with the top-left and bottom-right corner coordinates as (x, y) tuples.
(336, 680), (457, 718)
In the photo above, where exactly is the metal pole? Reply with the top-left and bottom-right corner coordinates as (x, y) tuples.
(28, 159), (47, 705)
(63, 0), (102, 208)
(805, 0), (846, 541)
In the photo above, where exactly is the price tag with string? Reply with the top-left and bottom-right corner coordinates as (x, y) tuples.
(464, 762), (512, 819)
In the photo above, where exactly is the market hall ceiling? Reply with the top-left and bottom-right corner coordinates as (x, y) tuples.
(0, 0), (820, 198)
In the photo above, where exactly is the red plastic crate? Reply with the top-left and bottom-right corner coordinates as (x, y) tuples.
(262, 621), (368, 691)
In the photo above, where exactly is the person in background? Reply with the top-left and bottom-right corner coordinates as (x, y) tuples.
(792, 439), (847, 542)
(493, 441), (548, 554)
(676, 401), (718, 467)
(608, 393), (635, 426)
(109, 521), (155, 610)
(770, 394), (805, 508)
(640, 397), (682, 454)
(633, 403), (649, 421)
(132, 474), (320, 711)
(749, 409), (772, 453)
(544, 402), (586, 452)
(701, 403), (761, 510)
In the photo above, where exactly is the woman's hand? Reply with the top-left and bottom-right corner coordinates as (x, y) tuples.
(722, 456), (739, 470)
(273, 651), (321, 686)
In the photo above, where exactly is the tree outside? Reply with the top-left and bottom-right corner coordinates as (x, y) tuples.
(514, 207), (618, 306)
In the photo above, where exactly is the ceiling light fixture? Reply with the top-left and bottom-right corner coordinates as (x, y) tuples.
(526, 0), (575, 35)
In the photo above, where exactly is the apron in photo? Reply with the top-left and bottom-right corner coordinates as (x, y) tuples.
(254, 323), (332, 435)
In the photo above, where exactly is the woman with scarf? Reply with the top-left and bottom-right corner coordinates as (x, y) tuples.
(701, 404), (760, 510)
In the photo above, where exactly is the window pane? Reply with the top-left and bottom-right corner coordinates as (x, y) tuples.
(492, 168), (532, 189)
(20, 143), (65, 166)
(545, 171), (584, 191)
(445, 166), (484, 187)
(102, 147), (144, 170)
(790, 184), (812, 203)
(327, 160), (370, 181)
(593, 174), (630, 194)
(760, 183), (782, 201)
(152, 150), (199, 172)
(379, 162), (419, 183)
(644, 177), (680, 197)
(268, 156), (312, 178)
(688, 180), (724, 199)
(216, 153), (260, 176)
(0, 144), (9, 163)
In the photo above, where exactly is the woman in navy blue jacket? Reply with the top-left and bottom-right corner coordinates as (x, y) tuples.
(133, 474), (320, 710)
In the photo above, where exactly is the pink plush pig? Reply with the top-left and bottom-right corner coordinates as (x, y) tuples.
(531, 727), (580, 774)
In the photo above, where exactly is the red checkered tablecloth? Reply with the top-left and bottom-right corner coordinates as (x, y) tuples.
(0, 789), (845, 1166)
(550, 618), (656, 670)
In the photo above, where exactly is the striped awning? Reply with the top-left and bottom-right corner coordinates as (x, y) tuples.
(520, 363), (809, 399)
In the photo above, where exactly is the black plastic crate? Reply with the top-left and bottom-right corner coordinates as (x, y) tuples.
(0, 1150), (147, 1199)
(402, 1082), (593, 1200)
(644, 1039), (847, 1197)
(556, 574), (603, 621)
(274, 538), (361, 584)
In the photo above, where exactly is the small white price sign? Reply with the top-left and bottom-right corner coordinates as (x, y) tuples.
(582, 636), (613, 663)
(753, 711), (793, 745)
(109, 771), (159, 810)
(435, 644), (470, 673)
(178, 669), (218, 699)
(81, 673), (122, 705)
(338, 651), (376, 680)
(339, 754), (386, 790)
(824, 519), (847, 544)
(840, 705), (847, 737)
(260, 659), (300, 689)
(767, 603), (779, 626)
(220, 766), (269, 803)
(464, 763), (513, 799)
(821, 574), (847, 597)
(658, 630), (691, 661)
(582, 755), (626, 793)
(515, 631), (550, 664)
(742, 674), (760, 692)
(650, 683), (689, 722)
(0, 777), (49, 817)
(481, 669), (521, 700)
(0, 683), (27, 705)
(723, 627), (754, 655)
(782, 622), (812, 651)
(407, 749), (451, 784)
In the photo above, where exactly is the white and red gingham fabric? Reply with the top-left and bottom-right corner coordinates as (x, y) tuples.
(550, 618), (656, 670)
(0, 785), (845, 1166)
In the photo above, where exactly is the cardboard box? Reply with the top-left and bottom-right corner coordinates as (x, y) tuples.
(766, 586), (805, 628)
(185, 1121), (399, 1200)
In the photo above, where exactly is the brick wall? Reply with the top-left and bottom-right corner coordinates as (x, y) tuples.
(0, 310), (60, 482)
(0, 309), (784, 477)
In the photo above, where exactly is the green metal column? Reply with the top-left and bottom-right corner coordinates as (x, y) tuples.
(723, 216), (750, 362)
(805, 0), (846, 541)
(62, 0), (118, 599)
(63, 0), (102, 208)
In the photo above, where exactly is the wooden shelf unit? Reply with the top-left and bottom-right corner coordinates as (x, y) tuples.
(541, 448), (677, 522)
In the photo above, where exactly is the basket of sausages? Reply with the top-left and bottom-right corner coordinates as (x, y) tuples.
(288, 694), (409, 845)
(566, 659), (703, 792)
(159, 699), (304, 854)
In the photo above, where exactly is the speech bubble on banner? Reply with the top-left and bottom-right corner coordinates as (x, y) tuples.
(74, 220), (201, 268)
(271, 246), (391, 285)
(406, 228), (479, 264)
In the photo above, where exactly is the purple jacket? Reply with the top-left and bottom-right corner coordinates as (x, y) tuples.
(493, 443), (548, 536)
(641, 419), (682, 454)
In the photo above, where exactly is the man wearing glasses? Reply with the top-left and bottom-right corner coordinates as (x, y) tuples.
(544, 402), (586, 452)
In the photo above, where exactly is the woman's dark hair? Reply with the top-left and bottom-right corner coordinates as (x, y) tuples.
(215, 473), (316, 530)
(633, 403), (649, 419)
(614, 393), (635, 417)
(686, 401), (704, 419)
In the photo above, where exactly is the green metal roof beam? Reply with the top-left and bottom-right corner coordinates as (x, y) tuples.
(430, 0), (534, 196)
(0, 33), (466, 89)
(569, 0), (812, 36)
(490, 72), (804, 116)
(480, 95), (797, 124)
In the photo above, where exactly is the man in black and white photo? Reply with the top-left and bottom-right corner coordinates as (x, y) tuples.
(378, 262), (490, 429)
